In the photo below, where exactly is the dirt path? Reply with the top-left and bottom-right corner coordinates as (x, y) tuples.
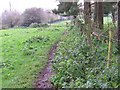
(34, 41), (59, 89)
(34, 31), (68, 89)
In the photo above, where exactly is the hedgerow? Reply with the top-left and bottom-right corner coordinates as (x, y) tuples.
(51, 26), (119, 88)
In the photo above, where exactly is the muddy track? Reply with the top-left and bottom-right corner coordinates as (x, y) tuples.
(34, 41), (59, 89)
(34, 31), (68, 89)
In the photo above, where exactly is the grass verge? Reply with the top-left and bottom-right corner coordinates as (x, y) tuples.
(1, 22), (67, 88)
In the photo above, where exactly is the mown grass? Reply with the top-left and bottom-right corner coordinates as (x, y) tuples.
(0, 22), (67, 88)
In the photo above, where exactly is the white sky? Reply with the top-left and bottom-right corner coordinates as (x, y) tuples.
(0, 0), (118, 14)
(0, 0), (59, 14)
(0, 0), (86, 14)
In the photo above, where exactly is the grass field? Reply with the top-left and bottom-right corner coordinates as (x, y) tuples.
(0, 19), (118, 88)
(0, 22), (67, 88)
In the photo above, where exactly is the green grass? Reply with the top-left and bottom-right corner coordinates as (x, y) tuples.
(104, 17), (112, 24)
(0, 36), (2, 89)
(0, 22), (67, 88)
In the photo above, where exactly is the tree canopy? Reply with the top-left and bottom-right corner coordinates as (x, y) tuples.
(53, 2), (79, 16)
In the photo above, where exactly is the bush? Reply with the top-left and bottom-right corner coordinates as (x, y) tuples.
(51, 27), (118, 88)
(39, 23), (49, 27)
(29, 23), (49, 28)
(29, 23), (40, 28)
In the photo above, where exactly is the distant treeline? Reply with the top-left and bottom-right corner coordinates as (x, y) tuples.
(48, 18), (71, 24)
(0, 7), (71, 29)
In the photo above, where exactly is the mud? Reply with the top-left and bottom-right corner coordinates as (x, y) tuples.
(35, 42), (58, 89)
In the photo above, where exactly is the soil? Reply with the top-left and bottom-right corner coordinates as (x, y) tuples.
(34, 41), (59, 89)
(34, 31), (68, 89)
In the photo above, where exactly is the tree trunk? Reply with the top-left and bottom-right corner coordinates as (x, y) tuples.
(84, 0), (91, 24)
(84, 0), (92, 47)
(118, 1), (120, 55)
(118, 1), (120, 84)
(112, 11), (115, 23)
(97, 1), (103, 29)
(94, 2), (98, 23)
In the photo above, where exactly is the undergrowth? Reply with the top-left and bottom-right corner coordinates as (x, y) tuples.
(51, 26), (119, 88)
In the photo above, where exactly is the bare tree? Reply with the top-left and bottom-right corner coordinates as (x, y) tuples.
(22, 7), (45, 26)
(22, 7), (60, 26)
(0, 16), (2, 29)
(2, 10), (21, 29)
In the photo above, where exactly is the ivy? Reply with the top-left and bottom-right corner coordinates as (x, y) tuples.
(51, 27), (119, 88)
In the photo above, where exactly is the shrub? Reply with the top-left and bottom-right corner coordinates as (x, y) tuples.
(29, 23), (49, 28)
(39, 23), (49, 27)
(29, 23), (40, 28)
(51, 27), (118, 88)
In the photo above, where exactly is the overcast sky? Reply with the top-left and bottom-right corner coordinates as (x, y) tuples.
(0, 0), (60, 14)
(0, 0), (118, 14)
